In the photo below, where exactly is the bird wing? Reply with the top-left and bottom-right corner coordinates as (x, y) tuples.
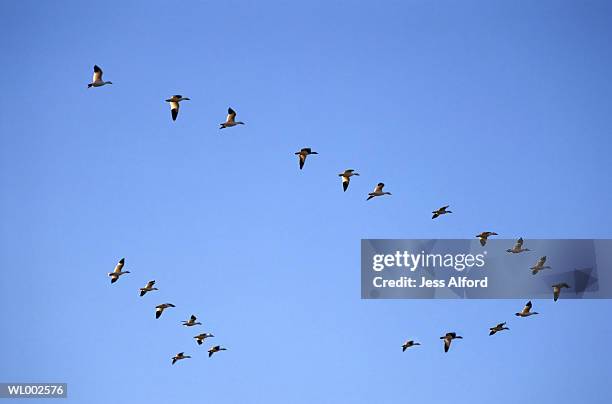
(145, 280), (155, 289)
(93, 65), (103, 82)
(113, 259), (124, 273)
(226, 108), (236, 123)
(522, 301), (532, 314)
(170, 102), (179, 121)
(444, 338), (451, 352)
(515, 238), (524, 250)
(374, 183), (384, 193)
(190, 315), (197, 321)
(299, 154), (306, 169)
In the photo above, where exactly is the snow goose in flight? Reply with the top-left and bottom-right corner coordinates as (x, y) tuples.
(440, 332), (462, 352)
(401, 340), (420, 352)
(476, 231), (498, 246)
(506, 237), (531, 254)
(165, 95), (190, 121)
(194, 333), (214, 345)
(88, 65), (112, 88)
(182, 315), (202, 327)
(432, 205), (452, 219)
(531, 256), (551, 275)
(155, 303), (175, 319)
(219, 107), (245, 129)
(489, 322), (509, 336)
(552, 283), (570, 302)
(295, 148), (318, 170)
(367, 183), (391, 200)
(208, 345), (227, 357)
(171, 352), (191, 365)
(139, 280), (158, 296)
(515, 301), (539, 317)
(108, 258), (129, 284)
(339, 169), (359, 192)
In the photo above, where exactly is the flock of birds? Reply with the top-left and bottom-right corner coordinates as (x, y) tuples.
(403, 236), (573, 353)
(89, 64), (571, 359)
(108, 258), (226, 365)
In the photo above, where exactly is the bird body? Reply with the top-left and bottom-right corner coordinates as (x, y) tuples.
(295, 148), (318, 169)
(108, 258), (129, 284)
(139, 280), (158, 296)
(339, 169), (359, 192)
(182, 314), (202, 327)
(506, 237), (531, 254)
(208, 345), (227, 357)
(155, 303), (176, 319)
(432, 205), (452, 219)
(489, 322), (509, 336)
(440, 332), (462, 352)
(552, 283), (570, 301)
(171, 352), (191, 365)
(401, 340), (420, 352)
(220, 107), (244, 128)
(88, 65), (112, 87)
(165, 95), (190, 121)
(367, 183), (391, 200)
(515, 301), (539, 317)
(531, 256), (551, 275)
(476, 231), (498, 246)
(194, 333), (215, 345)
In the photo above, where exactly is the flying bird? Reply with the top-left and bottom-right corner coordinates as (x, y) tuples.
(219, 107), (245, 129)
(295, 148), (318, 170)
(531, 256), (551, 275)
(165, 95), (190, 121)
(432, 205), (452, 219)
(489, 322), (509, 336)
(476, 231), (498, 246)
(367, 183), (392, 200)
(401, 340), (421, 352)
(506, 237), (531, 254)
(440, 332), (462, 352)
(139, 280), (158, 297)
(515, 301), (539, 317)
(182, 315), (202, 327)
(338, 169), (359, 192)
(88, 65), (112, 88)
(552, 283), (570, 302)
(208, 345), (227, 357)
(108, 258), (129, 284)
(171, 352), (191, 365)
(194, 333), (215, 345)
(155, 303), (176, 319)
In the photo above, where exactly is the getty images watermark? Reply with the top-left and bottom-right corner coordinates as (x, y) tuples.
(361, 239), (612, 299)
(0, 383), (67, 399)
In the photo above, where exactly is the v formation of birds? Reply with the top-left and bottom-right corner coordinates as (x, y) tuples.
(93, 64), (572, 359)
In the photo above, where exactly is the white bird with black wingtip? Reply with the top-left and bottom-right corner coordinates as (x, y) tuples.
(88, 65), (112, 88)
(367, 183), (391, 200)
(295, 148), (318, 170)
(165, 95), (190, 121)
(219, 107), (245, 129)
(339, 169), (359, 192)
(108, 258), (129, 284)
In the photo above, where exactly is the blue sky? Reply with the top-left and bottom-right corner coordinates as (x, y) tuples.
(1, 0), (611, 402)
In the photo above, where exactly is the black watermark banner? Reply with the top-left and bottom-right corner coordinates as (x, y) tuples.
(361, 239), (611, 299)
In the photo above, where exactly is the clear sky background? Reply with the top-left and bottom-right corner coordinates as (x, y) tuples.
(1, 0), (611, 403)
